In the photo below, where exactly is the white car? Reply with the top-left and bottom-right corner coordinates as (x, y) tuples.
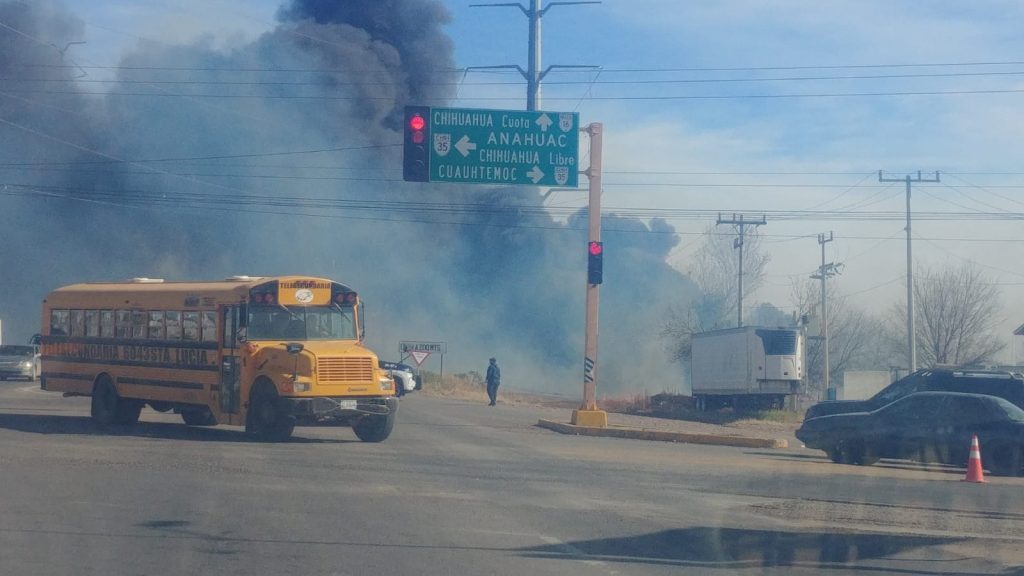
(0, 344), (40, 381)
(380, 361), (418, 396)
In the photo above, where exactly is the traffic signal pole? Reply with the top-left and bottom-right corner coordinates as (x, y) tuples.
(572, 122), (608, 427)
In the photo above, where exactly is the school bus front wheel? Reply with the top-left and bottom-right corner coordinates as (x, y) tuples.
(245, 380), (296, 442)
(352, 398), (397, 442)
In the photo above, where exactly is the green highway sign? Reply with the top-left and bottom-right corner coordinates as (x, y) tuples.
(403, 106), (580, 187)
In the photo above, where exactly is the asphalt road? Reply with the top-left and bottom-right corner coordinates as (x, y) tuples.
(1, 382), (1023, 575)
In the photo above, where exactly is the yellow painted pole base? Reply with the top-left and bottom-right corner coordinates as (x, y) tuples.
(571, 409), (608, 428)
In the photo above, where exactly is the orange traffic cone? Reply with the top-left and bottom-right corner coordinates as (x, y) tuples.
(963, 434), (986, 483)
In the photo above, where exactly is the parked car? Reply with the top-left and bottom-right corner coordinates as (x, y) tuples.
(0, 344), (40, 381)
(797, 391), (1024, 476)
(805, 368), (1024, 420)
(380, 361), (417, 397)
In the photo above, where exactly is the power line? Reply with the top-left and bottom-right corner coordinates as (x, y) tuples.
(7, 183), (1024, 244)
(0, 143), (400, 166)
(6, 87), (1024, 101)
(7, 181), (1024, 223)
(8, 69), (1024, 87)
(19, 59), (1024, 74)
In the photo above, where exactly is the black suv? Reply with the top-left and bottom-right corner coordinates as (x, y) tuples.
(805, 368), (1024, 420)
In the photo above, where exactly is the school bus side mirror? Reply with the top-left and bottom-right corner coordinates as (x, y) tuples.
(285, 342), (304, 355)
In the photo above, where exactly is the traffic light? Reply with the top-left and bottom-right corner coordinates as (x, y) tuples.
(403, 106), (430, 182)
(587, 241), (603, 285)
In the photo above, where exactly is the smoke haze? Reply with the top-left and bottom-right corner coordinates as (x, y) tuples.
(0, 0), (696, 394)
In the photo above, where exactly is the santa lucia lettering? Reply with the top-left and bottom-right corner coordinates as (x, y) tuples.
(44, 342), (213, 367)
(123, 346), (211, 367)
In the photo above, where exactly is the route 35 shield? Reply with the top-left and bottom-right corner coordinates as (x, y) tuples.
(559, 113), (574, 133)
(433, 133), (451, 157)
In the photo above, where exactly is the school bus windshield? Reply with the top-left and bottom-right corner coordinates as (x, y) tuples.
(247, 305), (356, 341)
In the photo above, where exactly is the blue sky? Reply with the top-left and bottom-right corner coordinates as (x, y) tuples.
(52, 0), (1024, 360)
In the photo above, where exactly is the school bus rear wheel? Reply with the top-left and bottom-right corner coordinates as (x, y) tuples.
(90, 376), (121, 427)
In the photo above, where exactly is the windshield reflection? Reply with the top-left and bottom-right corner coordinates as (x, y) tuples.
(247, 305), (355, 341)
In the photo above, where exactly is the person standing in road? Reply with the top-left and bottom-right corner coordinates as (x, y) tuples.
(485, 357), (501, 406)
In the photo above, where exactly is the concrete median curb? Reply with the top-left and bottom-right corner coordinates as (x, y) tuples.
(536, 419), (788, 449)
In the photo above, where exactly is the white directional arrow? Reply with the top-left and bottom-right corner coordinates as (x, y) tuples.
(455, 135), (477, 157)
(535, 113), (553, 132)
(527, 166), (545, 184)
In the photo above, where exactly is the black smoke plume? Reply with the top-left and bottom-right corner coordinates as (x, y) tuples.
(0, 0), (696, 393)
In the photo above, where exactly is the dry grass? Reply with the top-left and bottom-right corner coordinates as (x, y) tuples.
(416, 374), (800, 423)
(594, 390), (804, 425)
(420, 370), (489, 402)
(598, 392), (652, 414)
(734, 409), (806, 425)
(418, 370), (576, 407)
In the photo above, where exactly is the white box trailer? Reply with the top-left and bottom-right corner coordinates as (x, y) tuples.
(691, 326), (804, 410)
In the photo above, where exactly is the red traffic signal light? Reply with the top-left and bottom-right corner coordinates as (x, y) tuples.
(587, 241), (603, 284)
(403, 106), (431, 182)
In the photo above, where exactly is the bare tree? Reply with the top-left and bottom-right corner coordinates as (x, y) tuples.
(791, 280), (886, 398)
(889, 263), (1005, 367)
(690, 224), (770, 323)
(661, 225), (769, 361)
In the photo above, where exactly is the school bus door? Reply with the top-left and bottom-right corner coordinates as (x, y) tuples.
(219, 305), (242, 415)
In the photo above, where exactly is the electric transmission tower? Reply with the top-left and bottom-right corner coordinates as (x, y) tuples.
(469, 0), (600, 110)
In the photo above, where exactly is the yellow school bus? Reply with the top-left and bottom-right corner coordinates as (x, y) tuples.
(39, 275), (397, 442)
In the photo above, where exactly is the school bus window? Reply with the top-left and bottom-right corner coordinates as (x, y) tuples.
(148, 311), (166, 340)
(131, 310), (147, 339)
(201, 311), (217, 342)
(182, 311), (200, 341)
(166, 311), (182, 339)
(85, 310), (100, 337)
(100, 310), (114, 338)
(50, 309), (69, 335)
(116, 310), (132, 338)
(69, 310), (85, 337)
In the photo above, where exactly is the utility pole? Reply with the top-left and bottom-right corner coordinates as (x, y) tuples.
(469, 0), (600, 110)
(878, 170), (940, 372)
(716, 214), (766, 327)
(571, 122), (606, 427)
(810, 232), (841, 400)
